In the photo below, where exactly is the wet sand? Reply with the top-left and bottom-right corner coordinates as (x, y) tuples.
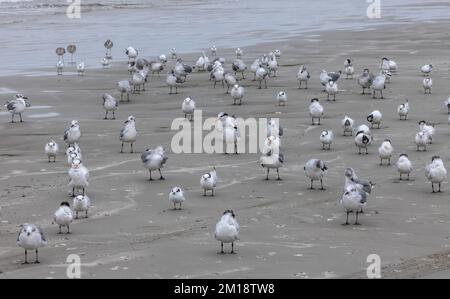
(1, 22), (450, 279)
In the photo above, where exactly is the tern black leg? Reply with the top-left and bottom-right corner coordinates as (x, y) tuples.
(104, 111), (108, 120)
(276, 168), (281, 180)
(130, 143), (134, 153)
(343, 211), (350, 225)
(220, 242), (224, 254)
(320, 179), (325, 190)
(266, 168), (270, 180)
(59, 225), (62, 234)
(310, 179), (314, 190)
(120, 143), (124, 153)
(149, 170), (153, 181)
(439, 183), (442, 192)
(159, 169), (165, 180)
(231, 242), (235, 254)
(20, 114), (23, 122)
(112, 111), (115, 120)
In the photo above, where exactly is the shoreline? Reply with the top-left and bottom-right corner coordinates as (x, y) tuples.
(0, 21), (422, 78)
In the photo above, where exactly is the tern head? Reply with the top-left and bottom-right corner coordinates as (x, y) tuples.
(218, 112), (228, 119)
(71, 120), (79, 127)
(431, 155), (441, 162)
(223, 209), (235, 218)
(15, 94), (28, 100)
(171, 187), (182, 195)
(320, 130), (329, 137)
(20, 224), (38, 237)
(384, 138), (391, 143)
(344, 167), (355, 179)
(60, 201), (70, 207)
(399, 153), (408, 158)
(310, 98), (319, 103)
(75, 195), (85, 202)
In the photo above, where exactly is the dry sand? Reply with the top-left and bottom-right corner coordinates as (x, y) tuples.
(1, 22), (450, 279)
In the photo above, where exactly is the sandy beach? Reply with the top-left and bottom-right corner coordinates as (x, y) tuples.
(1, 21), (450, 279)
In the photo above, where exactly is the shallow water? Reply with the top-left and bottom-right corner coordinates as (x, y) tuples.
(0, 0), (449, 75)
